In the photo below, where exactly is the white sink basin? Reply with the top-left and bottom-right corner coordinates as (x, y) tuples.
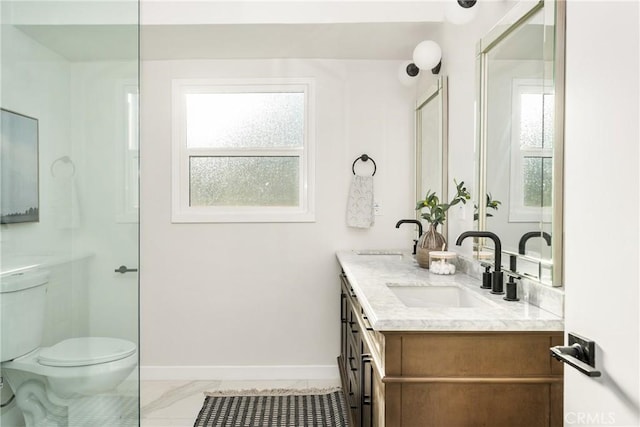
(387, 284), (498, 308)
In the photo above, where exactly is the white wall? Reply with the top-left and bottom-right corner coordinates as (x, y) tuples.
(1, 25), (139, 343)
(139, 0), (514, 381)
(69, 61), (139, 343)
(564, 1), (640, 425)
(0, 25), (96, 345)
(0, 25), (72, 257)
(140, 58), (416, 378)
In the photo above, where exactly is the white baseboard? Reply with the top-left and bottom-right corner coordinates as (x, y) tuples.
(140, 365), (339, 381)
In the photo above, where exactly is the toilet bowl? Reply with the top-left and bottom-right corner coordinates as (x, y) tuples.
(3, 337), (137, 399)
(0, 268), (138, 426)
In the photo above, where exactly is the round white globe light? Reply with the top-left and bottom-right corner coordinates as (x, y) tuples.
(412, 41), (442, 70)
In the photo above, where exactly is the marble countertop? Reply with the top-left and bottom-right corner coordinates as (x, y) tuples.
(336, 250), (564, 332)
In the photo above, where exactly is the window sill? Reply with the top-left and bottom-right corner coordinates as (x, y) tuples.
(171, 209), (315, 224)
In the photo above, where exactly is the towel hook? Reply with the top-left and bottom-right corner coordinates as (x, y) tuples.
(352, 154), (377, 176)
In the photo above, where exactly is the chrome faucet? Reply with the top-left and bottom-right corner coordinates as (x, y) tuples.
(518, 231), (552, 255)
(455, 231), (504, 294)
(395, 219), (423, 255)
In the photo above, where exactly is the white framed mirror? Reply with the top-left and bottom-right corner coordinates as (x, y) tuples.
(476, 0), (565, 286)
(416, 76), (448, 240)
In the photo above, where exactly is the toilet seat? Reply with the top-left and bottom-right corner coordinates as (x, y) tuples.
(3, 338), (138, 400)
(38, 337), (136, 367)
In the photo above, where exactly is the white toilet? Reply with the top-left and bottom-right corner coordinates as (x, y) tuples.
(0, 268), (138, 427)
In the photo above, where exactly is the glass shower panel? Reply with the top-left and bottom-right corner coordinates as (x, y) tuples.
(0, 1), (139, 426)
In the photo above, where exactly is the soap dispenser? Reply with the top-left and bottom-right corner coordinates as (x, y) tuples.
(504, 274), (520, 301)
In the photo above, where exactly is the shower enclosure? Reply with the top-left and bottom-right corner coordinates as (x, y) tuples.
(0, 0), (139, 425)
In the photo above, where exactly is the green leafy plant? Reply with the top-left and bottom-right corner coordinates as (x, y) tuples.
(416, 179), (471, 227)
(473, 193), (501, 221)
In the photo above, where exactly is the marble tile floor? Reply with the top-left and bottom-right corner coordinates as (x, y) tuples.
(140, 378), (343, 427)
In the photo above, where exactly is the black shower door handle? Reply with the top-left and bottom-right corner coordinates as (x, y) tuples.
(115, 265), (138, 274)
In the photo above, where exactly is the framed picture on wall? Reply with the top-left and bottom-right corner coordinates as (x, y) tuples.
(1, 108), (39, 224)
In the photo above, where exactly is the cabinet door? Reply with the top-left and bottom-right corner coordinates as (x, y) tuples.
(347, 335), (361, 426)
(361, 354), (374, 427)
(340, 287), (348, 369)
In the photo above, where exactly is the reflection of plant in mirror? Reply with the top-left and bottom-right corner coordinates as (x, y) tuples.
(416, 180), (471, 226)
(473, 193), (501, 221)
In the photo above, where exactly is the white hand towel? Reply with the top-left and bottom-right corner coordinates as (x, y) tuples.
(52, 174), (81, 229)
(346, 175), (374, 228)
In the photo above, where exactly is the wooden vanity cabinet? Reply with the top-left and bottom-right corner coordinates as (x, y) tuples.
(339, 274), (384, 427)
(338, 273), (564, 427)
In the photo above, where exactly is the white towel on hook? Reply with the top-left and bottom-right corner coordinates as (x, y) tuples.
(51, 160), (81, 229)
(51, 175), (81, 229)
(346, 175), (374, 228)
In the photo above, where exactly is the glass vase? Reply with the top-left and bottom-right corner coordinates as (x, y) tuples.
(416, 223), (447, 269)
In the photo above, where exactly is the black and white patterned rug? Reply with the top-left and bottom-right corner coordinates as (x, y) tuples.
(194, 388), (349, 427)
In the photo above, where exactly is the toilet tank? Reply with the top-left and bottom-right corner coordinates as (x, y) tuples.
(0, 269), (49, 362)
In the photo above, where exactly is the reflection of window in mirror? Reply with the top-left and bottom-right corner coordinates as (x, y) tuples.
(509, 79), (553, 223)
(117, 84), (139, 223)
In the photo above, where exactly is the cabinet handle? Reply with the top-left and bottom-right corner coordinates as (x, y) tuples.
(348, 356), (358, 372)
(361, 314), (374, 331)
(361, 355), (373, 405)
(361, 354), (374, 426)
(348, 320), (359, 334)
(340, 293), (347, 322)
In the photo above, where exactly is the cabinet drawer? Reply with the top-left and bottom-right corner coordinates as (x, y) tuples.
(401, 332), (562, 377)
(400, 383), (555, 427)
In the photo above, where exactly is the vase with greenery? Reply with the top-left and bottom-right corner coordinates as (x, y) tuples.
(471, 193), (501, 256)
(473, 193), (501, 221)
(415, 180), (471, 269)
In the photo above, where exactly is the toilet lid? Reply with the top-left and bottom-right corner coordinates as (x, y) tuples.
(38, 337), (136, 367)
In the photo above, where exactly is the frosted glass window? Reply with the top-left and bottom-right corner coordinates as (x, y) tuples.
(520, 94), (543, 148)
(519, 93), (554, 149)
(171, 78), (315, 223)
(186, 93), (304, 148)
(116, 84), (139, 223)
(508, 79), (553, 222)
(523, 157), (552, 207)
(190, 157), (299, 207)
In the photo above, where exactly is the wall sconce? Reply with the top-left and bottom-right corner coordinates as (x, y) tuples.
(398, 40), (442, 86)
(446, 0), (478, 25)
(457, 0), (477, 7)
(398, 61), (420, 86)
(413, 40), (442, 73)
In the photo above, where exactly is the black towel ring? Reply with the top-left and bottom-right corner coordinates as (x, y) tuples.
(352, 154), (377, 176)
(51, 155), (76, 177)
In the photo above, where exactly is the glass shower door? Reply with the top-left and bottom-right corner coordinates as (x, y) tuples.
(0, 0), (140, 425)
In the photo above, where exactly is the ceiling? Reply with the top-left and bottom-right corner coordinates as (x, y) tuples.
(141, 22), (439, 61)
(7, 0), (450, 62)
(16, 21), (439, 62)
(17, 25), (139, 62)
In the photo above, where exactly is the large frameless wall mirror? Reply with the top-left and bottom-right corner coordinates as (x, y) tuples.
(476, 0), (565, 286)
(416, 76), (448, 239)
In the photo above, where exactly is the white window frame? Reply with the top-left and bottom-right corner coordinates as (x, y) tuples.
(171, 78), (315, 223)
(116, 81), (139, 223)
(509, 78), (553, 223)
